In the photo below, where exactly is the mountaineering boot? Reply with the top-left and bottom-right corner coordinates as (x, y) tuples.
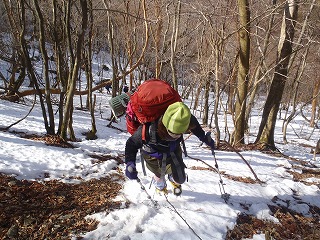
(152, 175), (168, 195)
(168, 174), (182, 196)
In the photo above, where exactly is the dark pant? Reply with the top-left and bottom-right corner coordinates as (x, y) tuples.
(141, 146), (186, 184)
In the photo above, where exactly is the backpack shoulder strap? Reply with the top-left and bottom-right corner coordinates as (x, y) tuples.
(142, 124), (147, 142)
(142, 122), (157, 143)
(140, 122), (157, 177)
(149, 122), (157, 144)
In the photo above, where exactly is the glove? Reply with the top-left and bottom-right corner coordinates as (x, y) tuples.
(203, 132), (215, 151)
(125, 161), (138, 179)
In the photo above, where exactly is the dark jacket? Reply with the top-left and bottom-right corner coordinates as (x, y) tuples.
(125, 114), (206, 164)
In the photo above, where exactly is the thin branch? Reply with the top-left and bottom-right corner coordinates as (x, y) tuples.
(221, 141), (263, 184)
(2, 94), (36, 131)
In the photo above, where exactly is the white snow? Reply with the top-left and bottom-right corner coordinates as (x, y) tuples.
(0, 91), (319, 240)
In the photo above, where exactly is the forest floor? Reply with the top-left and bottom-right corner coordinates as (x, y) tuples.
(0, 135), (319, 240)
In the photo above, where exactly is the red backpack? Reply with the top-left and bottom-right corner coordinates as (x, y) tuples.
(126, 79), (181, 135)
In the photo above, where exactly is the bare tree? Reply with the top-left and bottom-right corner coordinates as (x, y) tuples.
(18, 0), (56, 135)
(168, 0), (181, 90)
(281, 0), (317, 141)
(255, 0), (298, 148)
(310, 76), (320, 127)
(150, 0), (163, 79)
(83, 0), (98, 140)
(102, 0), (149, 94)
(1, 0), (319, 145)
(282, 46), (309, 143)
(33, 0), (55, 134)
(60, 0), (89, 140)
(2, 0), (28, 100)
(52, 0), (70, 135)
(232, 0), (250, 146)
(245, 0), (277, 130)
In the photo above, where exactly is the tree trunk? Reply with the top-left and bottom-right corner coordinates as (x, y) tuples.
(282, 81), (299, 144)
(232, 0), (250, 145)
(60, 0), (88, 141)
(245, 0), (276, 129)
(169, 0), (181, 91)
(310, 79), (320, 127)
(193, 81), (203, 111)
(153, 1), (162, 79)
(34, 0), (55, 135)
(282, 46), (309, 143)
(213, 46), (221, 144)
(255, 0), (298, 148)
(107, 3), (119, 99)
(86, 1), (97, 139)
(18, 0), (52, 134)
(3, 0), (27, 98)
(202, 73), (210, 125)
(227, 53), (238, 115)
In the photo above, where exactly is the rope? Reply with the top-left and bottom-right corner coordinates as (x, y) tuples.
(136, 178), (159, 208)
(164, 195), (203, 240)
(137, 178), (202, 239)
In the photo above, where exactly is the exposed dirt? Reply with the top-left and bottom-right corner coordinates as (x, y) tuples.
(225, 207), (320, 240)
(220, 143), (320, 239)
(190, 161), (320, 240)
(0, 134), (126, 239)
(0, 172), (126, 240)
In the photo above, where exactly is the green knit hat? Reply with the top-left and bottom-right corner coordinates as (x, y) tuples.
(162, 102), (191, 134)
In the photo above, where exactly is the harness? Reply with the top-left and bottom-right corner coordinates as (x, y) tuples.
(140, 122), (186, 183)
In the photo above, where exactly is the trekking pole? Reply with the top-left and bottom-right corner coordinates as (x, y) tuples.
(205, 132), (230, 203)
(212, 150), (230, 203)
(136, 178), (159, 208)
(139, 149), (147, 176)
(181, 138), (188, 157)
